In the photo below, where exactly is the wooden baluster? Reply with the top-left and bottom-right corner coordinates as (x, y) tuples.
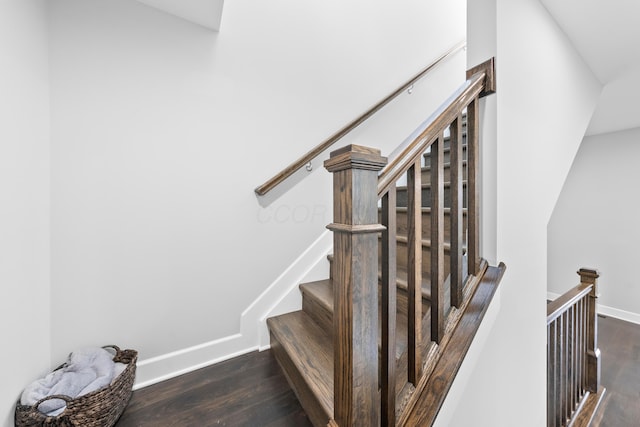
(580, 298), (587, 395)
(324, 145), (387, 427)
(450, 117), (464, 308)
(569, 306), (575, 413)
(555, 317), (562, 427)
(381, 187), (397, 427)
(579, 268), (601, 393)
(571, 304), (580, 409)
(547, 322), (556, 427)
(431, 137), (445, 343)
(407, 159), (423, 384)
(467, 98), (480, 275)
(564, 312), (569, 421)
(558, 314), (567, 425)
(576, 298), (582, 399)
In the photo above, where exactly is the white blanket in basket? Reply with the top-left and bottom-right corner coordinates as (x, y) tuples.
(21, 347), (126, 416)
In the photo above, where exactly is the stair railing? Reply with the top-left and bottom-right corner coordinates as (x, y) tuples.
(255, 41), (466, 196)
(324, 58), (495, 426)
(547, 268), (603, 427)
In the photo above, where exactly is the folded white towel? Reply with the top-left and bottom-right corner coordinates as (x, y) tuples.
(21, 347), (117, 416)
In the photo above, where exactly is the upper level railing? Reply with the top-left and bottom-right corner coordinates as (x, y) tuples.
(323, 57), (495, 426)
(254, 41), (466, 196)
(547, 268), (603, 427)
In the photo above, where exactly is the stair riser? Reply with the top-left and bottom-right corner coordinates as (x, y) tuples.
(423, 141), (467, 167)
(300, 281), (426, 364)
(302, 294), (332, 337)
(301, 281), (423, 342)
(269, 332), (331, 427)
(396, 185), (467, 209)
(380, 210), (468, 242)
(381, 241), (451, 277)
(421, 163), (467, 184)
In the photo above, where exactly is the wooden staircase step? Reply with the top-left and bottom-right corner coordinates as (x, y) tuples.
(327, 254), (434, 301)
(385, 207), (468, 242)
(423, 143), (467, 167)
(421, 160), (467, 184)
(396, 182), (467, 208)
(378, 206), (468, 242)
(299, 279), (424, 361)
(380, 234), (453, 277)
(267, 311), (333, 427)
(300, 279), (332, 334)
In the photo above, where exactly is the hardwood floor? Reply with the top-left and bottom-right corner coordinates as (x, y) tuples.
(114, 314), (639, 426)
(115, 350), (312, 427)
(593, 315), (640, 426)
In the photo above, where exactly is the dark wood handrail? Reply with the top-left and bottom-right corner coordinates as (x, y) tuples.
(254, 41), (466, 196)
(377, 72), (485, 197)
(324, 57), (496, 427)
(547, 283), (592, 324)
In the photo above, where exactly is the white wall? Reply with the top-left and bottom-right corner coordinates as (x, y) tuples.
(48, 0), (466, 386)
(440, 0), (601, 425)
(548, 127), (640, 323)
(0, 1), (51, 425)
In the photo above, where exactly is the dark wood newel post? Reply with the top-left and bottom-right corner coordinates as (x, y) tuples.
(324, 145), (387, 427)
(578, 267), (601, 393)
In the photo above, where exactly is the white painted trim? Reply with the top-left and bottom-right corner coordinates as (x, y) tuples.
(597, 304), (640, 325)
(242, 230), (332, 349)
(547, 291), (561, 301)
(134, 333), (257, 389)
(547, 291), (640, 325)
(133, 231), (332, 389)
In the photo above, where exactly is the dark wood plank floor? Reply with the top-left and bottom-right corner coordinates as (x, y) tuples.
(115, 350), (312, 427)
(593, 315), (640, 426)
(115, 314), (640, 426)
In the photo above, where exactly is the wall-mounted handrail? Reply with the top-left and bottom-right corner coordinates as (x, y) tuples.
(254, 41), (466, 196)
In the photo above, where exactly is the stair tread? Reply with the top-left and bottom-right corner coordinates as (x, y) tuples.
(303, 272), (431, 303)
(299, 279), (427, 360)
(300, 279), (333, 312)
(324, 256), (433, 300)
(396, 181), (468, 191)
(421, 159), (468, 171)
(386, 207), (468, 213)
(267, 311), (334, 419)
(386, 266), (433, 300)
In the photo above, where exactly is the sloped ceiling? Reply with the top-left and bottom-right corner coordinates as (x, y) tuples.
(137, 0), (224, 31)
(540, 0), (640, 135)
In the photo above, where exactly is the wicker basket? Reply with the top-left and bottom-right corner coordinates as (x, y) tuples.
(15, 345), (137, 427)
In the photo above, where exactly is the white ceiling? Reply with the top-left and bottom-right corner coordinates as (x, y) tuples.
(134, 0), (637, 135)
(136, 0), (224, 31)
(539, 0), (640, 135)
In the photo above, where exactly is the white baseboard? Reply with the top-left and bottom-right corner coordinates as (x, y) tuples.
(547, 291), (640, 325)
(597, 304), (640, 325)
(133, 231), (332, 389)
(134, 334), (257, 390)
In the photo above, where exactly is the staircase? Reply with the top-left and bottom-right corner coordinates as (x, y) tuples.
(267, 59), (504, 426)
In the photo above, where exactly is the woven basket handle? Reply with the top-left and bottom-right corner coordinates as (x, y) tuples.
(33, 394), (72, 412)
(103, 344), (136, 364)
(102, 344), (121, 355)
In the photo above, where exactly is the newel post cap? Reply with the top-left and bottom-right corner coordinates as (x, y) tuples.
(578, 268), (600, 296)
(578, 268), (600, 283)
(324, 144), (387, 173)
